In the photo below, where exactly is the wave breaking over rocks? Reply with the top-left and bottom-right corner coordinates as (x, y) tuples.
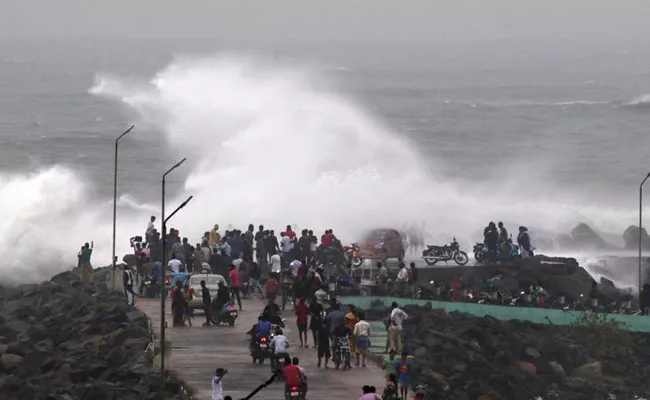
(0, 270), (188, 400)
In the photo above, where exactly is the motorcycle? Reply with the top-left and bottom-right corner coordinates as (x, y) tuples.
(271, 351), (290, 374)
(422, 237), (469, 266)
(314, 243), (347, 268)
(285, 384), (305, 400)
(210, 301), (238, 326)
(474, 239), (520, 263)
(251, 335), (272, 364)
(332, 336), (351, 370)
(138, 275), (157, 298)
(343, 242), (363, 267)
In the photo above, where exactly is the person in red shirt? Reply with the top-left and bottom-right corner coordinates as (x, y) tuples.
(321, 229), (336, 247)
(265, 274), (279, 303)
(228, 265), (242, 310)
(285, 225), (296, 240)
(281, 358), (305, 395)
(294, 297), (310, 347)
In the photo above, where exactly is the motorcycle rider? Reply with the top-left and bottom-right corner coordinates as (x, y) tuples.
(291, 357), (308, 395)
(215, 281), (231, 312)
(248, 315), (272, 352)
(270, 328), (291, 371)
(263, 298), (283, 325)
(281, 357), (306, 397)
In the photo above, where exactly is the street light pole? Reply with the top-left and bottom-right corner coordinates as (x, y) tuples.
(160, 157), (187, 374)
(639, 172), (650, 295)
(112, 125), (135, 291)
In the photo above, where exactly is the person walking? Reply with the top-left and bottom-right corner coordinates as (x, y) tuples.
(394, 351), (413, 400)
(294, 297), (310, 347)
(79, 241), (93, 282)
(201, 280), (212, 327)
(228, 264), (242, 310)
(388, 302), (408, 353)
(316, 322), (331, 368)
(308, 297), (324, 349)
(353, 312), (371, 368)
(345, 305), (360, 365)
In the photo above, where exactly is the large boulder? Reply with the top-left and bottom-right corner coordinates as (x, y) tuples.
(623, 225), (650, 250)
(570, 223), (608, 250)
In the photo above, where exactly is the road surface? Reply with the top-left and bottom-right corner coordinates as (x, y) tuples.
(137, 296), (386, 400)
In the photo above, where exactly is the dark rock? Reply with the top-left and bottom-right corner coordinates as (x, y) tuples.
(623, 225), (650, 250)
(1, 353), (24, 370)
(571, 223), (610, 250)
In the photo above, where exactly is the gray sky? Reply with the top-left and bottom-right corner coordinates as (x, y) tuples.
(2, 0), (650, 44)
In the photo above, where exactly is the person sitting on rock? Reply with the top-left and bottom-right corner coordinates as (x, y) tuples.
(382, 373), (399, 400)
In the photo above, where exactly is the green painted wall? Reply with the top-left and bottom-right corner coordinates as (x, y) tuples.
(340, 296), (650, 333)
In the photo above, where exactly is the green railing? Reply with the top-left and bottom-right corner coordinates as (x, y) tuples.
(341, 296), (650, 333)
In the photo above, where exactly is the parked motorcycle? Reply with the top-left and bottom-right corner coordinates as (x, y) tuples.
(343, 242), (363, 267)
(314, 245), (347, 268)
(422, 237), (469, 266)
(138, 275), (157, 298)
(210, 301), (238, 326)
(474, 240), (520, 263)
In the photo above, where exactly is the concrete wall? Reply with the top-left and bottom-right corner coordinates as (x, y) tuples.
(340, 296), (650, 333)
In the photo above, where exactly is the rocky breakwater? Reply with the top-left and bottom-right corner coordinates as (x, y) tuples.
(365, 302), (650, 400)
(0, 271), (187, 400)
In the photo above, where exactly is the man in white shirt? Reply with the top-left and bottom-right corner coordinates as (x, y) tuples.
(388, 302), (408, 353)
(353, 313), (372, 367)
(396, 262), (410, 296)
(168, 256), (183, 274)
(270, 253), (282, 274)
(270, 329), (290, 369)
(146, 216), (156, 242)
(211, 368), (227, 400)
(280, 232), (292, 268)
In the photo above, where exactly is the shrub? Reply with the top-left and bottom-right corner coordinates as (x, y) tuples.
(568, 312), (635, 358)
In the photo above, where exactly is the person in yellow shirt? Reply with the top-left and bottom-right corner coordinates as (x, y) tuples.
(344, 305), (360, 365)
(209, 224), (221, 248)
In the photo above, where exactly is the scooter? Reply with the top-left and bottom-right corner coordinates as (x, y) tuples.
(210, 301), (238, 326)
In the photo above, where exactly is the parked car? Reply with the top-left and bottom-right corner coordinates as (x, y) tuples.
(187, 274), (227, 310)
(357, 228), (406, 262)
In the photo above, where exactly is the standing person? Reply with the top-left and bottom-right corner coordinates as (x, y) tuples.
(123, 265), (135, 306)
(280, 232), (292, 268)
(230, 231), (244, 261)
(193, 243), (203, 274)
(172, 281), (186, 327)
(249, 261), (262, 296)
(317, 322), (331, 368)
(183, 285), (194, 326)
(377, 262), (388, 295)
(209, 224), (221, 249)
(171, 237), (184, 263)
(255, 229), (267, 270)
(396, 263), (409, 297)
(294, 297), (310, 347)
(285, 225), (296, 240)
(79, 241), (93, 282)
(228, 265), (242, 310)
(201, 280), (212, 327)
(146, 216), (156, 243)
(379, 350), (397, 383)
(345, 306), (360, 365)
(388, 302), (408, 353)
(394, 351), (413, 400)
(299, 230), (312, 264)
(353, 312), (371, 368)
(270, 252), (282, 274)
(484, 222), (498, 257)
(168, 253), (183, 274)
(517, 226), (534, 259)
(308, 297), (324, 348)
(409, 262), (418, 298)
(211, 368), (228, 400)
(243, 224), (255, 259)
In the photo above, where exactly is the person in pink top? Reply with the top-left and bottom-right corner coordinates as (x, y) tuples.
(228, 264), (242, 310)
(359, 385), (381, 400)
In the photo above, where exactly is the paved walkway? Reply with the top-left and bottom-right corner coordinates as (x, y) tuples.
(137, 296), (386, 400)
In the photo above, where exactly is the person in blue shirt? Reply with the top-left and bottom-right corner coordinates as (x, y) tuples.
(394, 351), (413, 400)
(248, 315), (272, 351)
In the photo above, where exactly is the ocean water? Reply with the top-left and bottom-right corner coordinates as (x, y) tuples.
(1, 37), (650, 282)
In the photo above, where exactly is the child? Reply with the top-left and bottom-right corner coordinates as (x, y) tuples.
(378, 349), (397, 381)
(212, 368), (228, 400)
(383, 374), (399, 400)
(394, 351), (413, 400)
(317, 323), (331, 368)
